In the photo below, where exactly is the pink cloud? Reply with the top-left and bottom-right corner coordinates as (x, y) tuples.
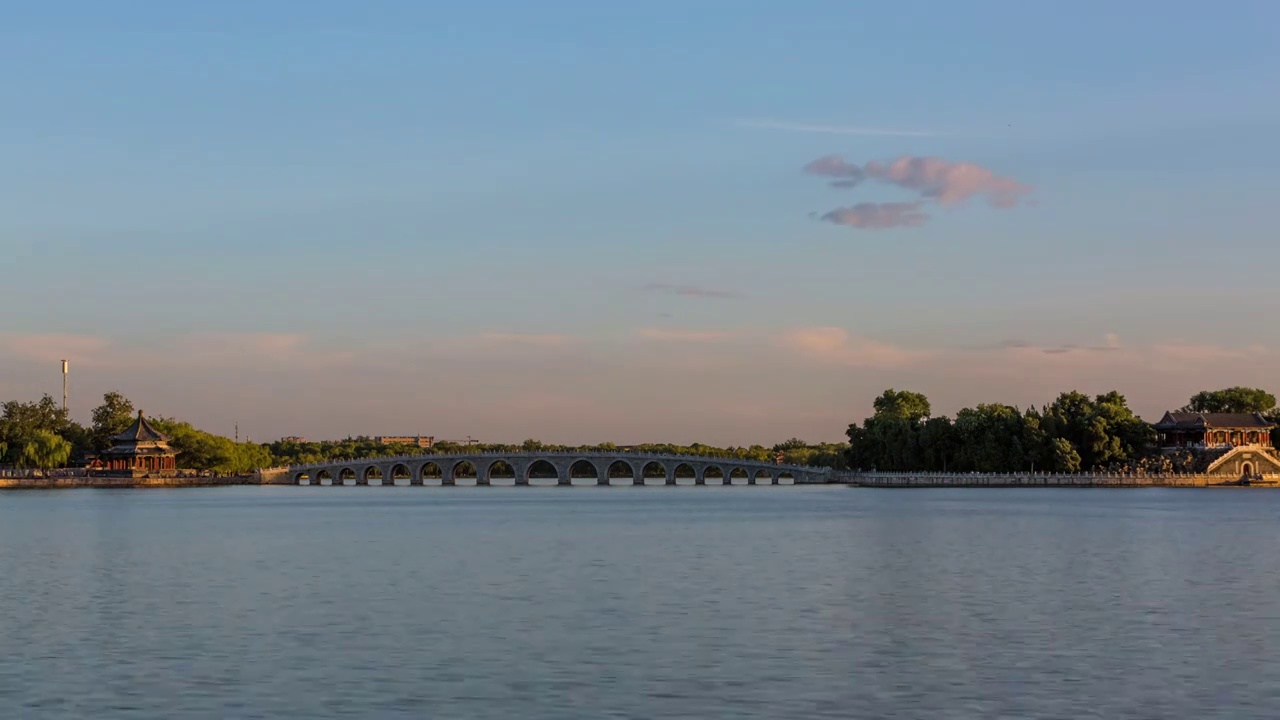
(820, 202), (929, 229)
(802, 154), (865, 188)
(864, 156), (1032, 207)
(1, 334), (112, 366)
(174, 333), (313, 366)
(1145, 343), (1268, 365)
(805, 154), (1033, 228)
(0, 332), (354, 373)
(6, 326), (1279, 447)
(780, 327), (929, 367)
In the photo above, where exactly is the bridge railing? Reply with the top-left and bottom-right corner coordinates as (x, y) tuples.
(282, 450), (824, 474)
(0, 468), (92, 479)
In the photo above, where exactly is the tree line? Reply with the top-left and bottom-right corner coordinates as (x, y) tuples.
(0, 392), (270, 473)
(845, 386), (1280, 473)
(0, 391), (846, 472)
(5, 386), (1274, 474)
(264, 436), (849, 470)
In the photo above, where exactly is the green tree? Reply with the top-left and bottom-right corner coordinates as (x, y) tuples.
(20, 429), (72, 470)
(1182, 387), (1277, 414)
(953, 403), (1029, 472)
(872, 389), (931, 422)
(1092, 391), (1156, 465)
(1040, 390), (1153, 470)
(845, 390), (935, 470)
(150, 418), (236, 472)
(90, 392), (136, 453)
(1051, 438), (1081, 472)
(1022, 408), (1051, 471)
(918, 416), (958, 471)
(0, 395), (80, 466)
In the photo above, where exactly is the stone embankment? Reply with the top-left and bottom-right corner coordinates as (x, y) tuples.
(0, 468), (289, 489)
(842, 471), (1279, 488)
(6, 467), (1275, 489)
(0, 476), (253, 489)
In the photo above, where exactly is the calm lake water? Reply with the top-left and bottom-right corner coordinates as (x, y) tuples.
(1, 487), (1278, 719)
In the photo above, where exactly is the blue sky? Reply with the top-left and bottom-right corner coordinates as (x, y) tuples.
(4, 1), (1279, 443)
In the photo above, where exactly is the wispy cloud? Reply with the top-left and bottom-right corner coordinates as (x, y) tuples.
(7, 326), (1280, 445)
(819, 202), (929, 229)
(0, 331), (353, 373)
(177, 333), (309, 361)
(1, 333), (111, 366)
(804, 154), (1033, 229)
(780, 327), (929, 367)
(454, 333), (579, 350)
(634, 328), (741, 343)
(864, 156), (1031, 208)
(642, 283), (739, 299)
(974, 334), (1123, 355)
(803, 155), (865, 188)
(737, 119), (945, 137)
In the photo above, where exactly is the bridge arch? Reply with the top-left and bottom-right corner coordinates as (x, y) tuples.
(485, 460), (516, 485)
(753, 469), (772, 485)
(526, 459), (561, 485)
(777, 470), (794, 485)
(419, 461), (444, 485)
(569, 459), (599, 485)
(672, 462), (695, 486)
(315, 469), (334, 485)
(450, 460), (477, 485)
(338, 468), (357, 485)
(389, 464), (411, 485)
(607, 459), (636, 484)
(701, 465), (724, 486)
(363, 465), (384, 485)
(640, 461), (666, 485)
(729, 467), (748, 485)
(295, 471), (311, 485)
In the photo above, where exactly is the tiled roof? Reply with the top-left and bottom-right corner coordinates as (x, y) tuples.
(1153, 412), (1276, 429)
(111, 411), (171, 442)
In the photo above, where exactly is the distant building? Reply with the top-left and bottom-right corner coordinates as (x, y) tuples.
(97, 410), (178, 477)
(1153, 412), (1274, 449)
(1152, 411), (1280, 477)
(281, 436), (308, 443)
(375, 435), (435, 449)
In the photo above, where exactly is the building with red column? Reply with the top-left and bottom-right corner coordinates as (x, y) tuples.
(1152, 411), (1280, 477)
(98, 410), (178, 476)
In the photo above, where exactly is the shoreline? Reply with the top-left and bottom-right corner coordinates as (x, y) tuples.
(0, 476), (264, 490)
(3, 477), (1275, 490)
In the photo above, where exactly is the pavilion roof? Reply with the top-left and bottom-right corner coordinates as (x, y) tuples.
(111, 410), (171, 443)
(1152, 412), (1275, 430)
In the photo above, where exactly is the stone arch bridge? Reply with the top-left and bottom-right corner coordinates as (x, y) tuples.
(286, 452), (831, 486)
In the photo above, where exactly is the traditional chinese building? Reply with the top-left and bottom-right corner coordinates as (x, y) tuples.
(1152, 412), (1280, 477)
(98, 410), (178, 476)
